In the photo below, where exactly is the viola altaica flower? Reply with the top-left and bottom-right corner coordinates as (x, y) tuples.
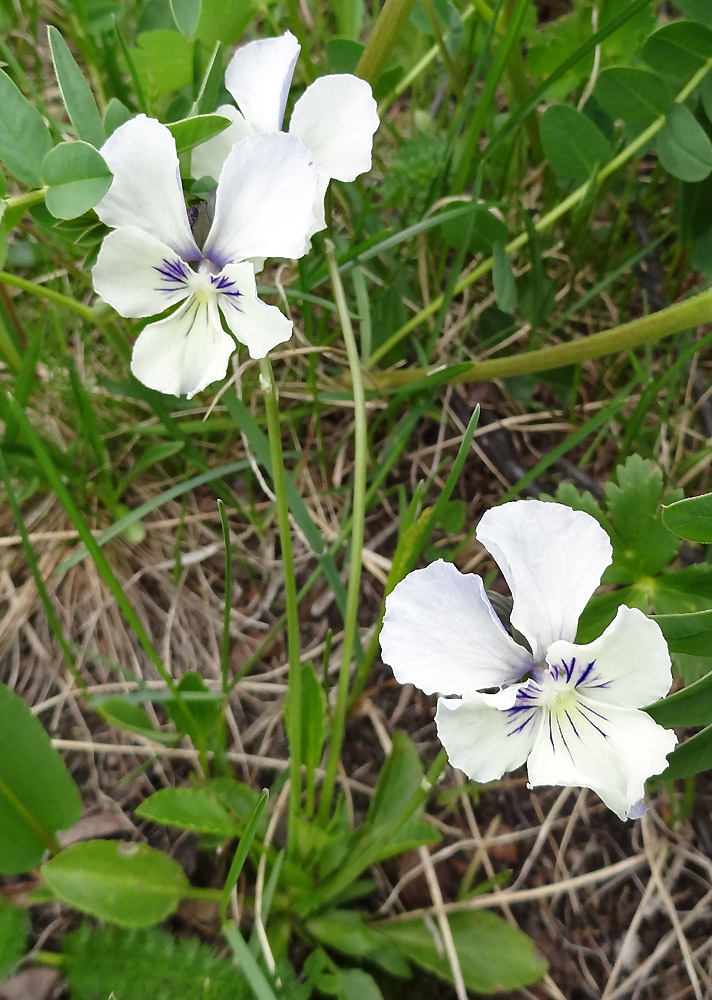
(191, 30), (379, 242)
(380, 500), (677, 821)
(92, 115), (318, 397)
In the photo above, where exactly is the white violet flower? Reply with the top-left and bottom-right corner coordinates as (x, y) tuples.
(191, 30), (379, 241)
(92, 114), (318, 398)
(380, 499), (677, 820)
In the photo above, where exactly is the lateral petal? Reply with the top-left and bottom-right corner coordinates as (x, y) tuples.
(92, 226), (192, 318)
(95, 115), (199, 260)
(477, 500), (612, 661)
(380, 559), (533, 697)
(202, 132), (318, 267)
(216, 261), (292, 358)
(131, 295), (236, 398)
(224, 31), (300, 133)
(190, 104), (254, 182)
(290, 75), (379, 181)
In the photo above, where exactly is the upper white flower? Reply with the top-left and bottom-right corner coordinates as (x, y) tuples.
(191, 31), (379, 240)
(92, 114), (318, 398)
(380, 500), (677, 821)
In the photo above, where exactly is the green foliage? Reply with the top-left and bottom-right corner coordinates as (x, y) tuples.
(0, 682), (82, 874)
(170, 0), (202, 37)
(48, 26), (105, 148)
(540, 104), (612, 180)
(166, 113), (231, 152)
(594, 67), (671, 124)
(642, 20), (712, 77)
(42, 141), (112, 219)
(0, 900), (28, 979)
(656, 104), (712, 182)
(136, 787), (239, 837)
(0, 68), (52, 185)
(663, 492), (712, 542)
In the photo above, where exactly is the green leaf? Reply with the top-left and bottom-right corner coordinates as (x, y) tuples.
(48, 26), (105, 147)
(42, 141), (112, 219)
(654, 610), (712, 657)
(336, 969), (384, 1000)
(594, 67), (671, 124)
(166, 113), (231, 153)
(326, 38), (364, 74)
(656, 104), (712, 182)
(661, 723), (712, 779)
(492, 240), (517, 312)
(0, 900), (28, 978)
(104, 97), (132, 136)
(130, 30), (194, 96)
(0, 68), (53, 186)
(42, 840), (189, 927)
(94, 696), (177, 745)
(135, 787), (238, 837)
(170, 0), (202, 35)
(647, 660), (712, 727)
(642, 21), (712, 77)
(675, 1), (712, 28)
(196, 0), (258, 48)
(0, 165), (6, 198)
(540, 104), (611, 180)
(165, 670), (221, 746)
(286, 662), (326, 778)
(0, 682), (82, 874)
(663, 492), (712, 541)
(377, 910), (547, 993)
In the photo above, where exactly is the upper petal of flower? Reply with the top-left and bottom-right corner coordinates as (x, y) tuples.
(215, 261), (292, 358)
(289, 75), (379, 182)
(476, 500), (613, 661)
(435, 686), (536, 783)
(526, 698), (676, 821)
(202, 132), (318, 267)
(190, 104), (254, 182)
(92, 226), (193, 317)
(380, 559), (533, 697)
(95, 115), (200, 260)
(224, 31), (300, 134)
(546, 605), (672, 710)
(130, 294), (236, 398)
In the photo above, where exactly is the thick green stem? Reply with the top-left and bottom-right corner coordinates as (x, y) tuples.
(259, 356), (302, 857)
(4, 188), (47, 212)
(367, 286), (712, 389)
(317, 243), (369, 825)
(370, 58), (712, 366)
(356, 0), (419, 86)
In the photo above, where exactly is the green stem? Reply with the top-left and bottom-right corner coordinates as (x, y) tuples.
(367, 286), (712, 389)
(370, 58), (712, 366)
(0, 271), (97, 324)
(317, 243), (369, 825)
(356, 0), (419, 86)
(421, 0), (459, 91)
(259, 356), (302, 857)
(4, 188), (47, 212)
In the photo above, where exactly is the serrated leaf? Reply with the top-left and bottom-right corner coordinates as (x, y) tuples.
(43, 840), (189, 927)
(594, 67), (671, 124)
(43, 141), (112, 219)
(0, 69), (53, 186)
(170, 0), (202, 35)
(0, 682), (82, 874)
(540, 104), (611, 180)
(0, 900), (28, 978)
(656, 104), (712, 182)
(48, 26), (105, 147)
(663, 492), (712, 542)
(166, 113), (231, 152)
(377, 909), (547, 993)
(135, 787), (238, 837)
(642, 21), (712, 77)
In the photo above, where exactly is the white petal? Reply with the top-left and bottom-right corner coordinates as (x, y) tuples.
(215, 261), (292, 358)
(190, 104), (255, 182)
(224, 31), (300, 134)
(526, 700), (676, 821)
(202, 132), (318, 267)
(290, 75), (379, 181)
(435, 689), (536, 783)
(92, 226), (192, 318)
(546, 605), (672, 710)
(131, 295), (236, 398)
(380, 560), (532, 697)
(95, 115), (199, 260)
(477, 500), (612, 661)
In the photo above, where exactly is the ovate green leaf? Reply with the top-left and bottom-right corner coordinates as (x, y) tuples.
(675, 1), (712, 27)
(170, 0), (202, 36)
(594, 67), (670, 124)
(657, 104), (712, 182)
(48, 26), (105, 147)
(0, 69), (52, 186)
(166, 113), (231, 152)
(43, 141), (112, 219)
(663, 492), (712, 542)
(540, 104), (611, 180)
(135, 787), (238, 837)
(661, 723), (712, 779)
(642, 21), (712, 77)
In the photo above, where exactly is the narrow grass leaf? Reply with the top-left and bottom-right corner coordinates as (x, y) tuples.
(48, 26), (106, 147)
(220, 789), (269, 920)
(222, 922), (279, 1000)
(492, 240), (517, 312)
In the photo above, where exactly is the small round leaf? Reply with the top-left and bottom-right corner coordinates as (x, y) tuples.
(42, 140), (112, 220)
(656, 104), (712, 182)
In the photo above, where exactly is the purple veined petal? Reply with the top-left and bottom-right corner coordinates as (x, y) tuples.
(546, 605), (672, 710)
(476, 500), (613, 661)
(190, 104), (255, 182)
(224, 31), (300, 134)
(435, 686), (538, 783)
(215, 261), (292, 358)
(202, 132), (318, 267)
(95, 115), (200, 260)
(92, 226), (193, 318)
(526, 698), (676, 821)
(130, 294), (236, 398)
(380, 559), (533, 697)
(290, 74), (379, 182)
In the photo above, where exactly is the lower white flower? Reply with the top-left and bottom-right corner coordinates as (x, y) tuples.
(380, 499), (677, 820)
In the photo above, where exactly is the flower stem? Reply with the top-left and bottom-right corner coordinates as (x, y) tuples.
(366, 286), (712, 389)
(317, 243), (369, 825)
(356, 0), (419, 86)
(369, 57), (712, 366)
(259, 355), (302, 857)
